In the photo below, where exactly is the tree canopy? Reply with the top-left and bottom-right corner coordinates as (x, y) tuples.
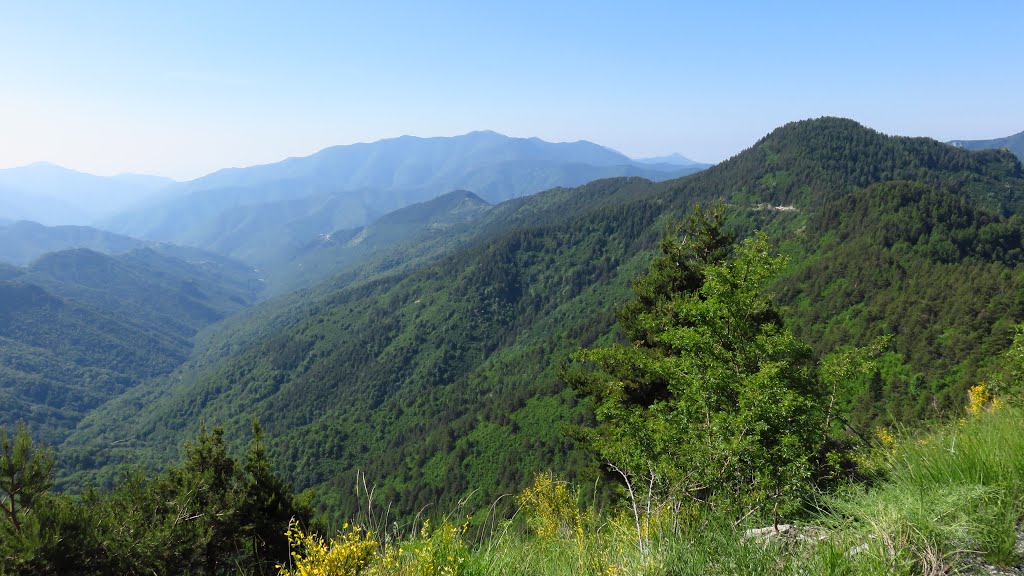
(564, 205), (825, 524)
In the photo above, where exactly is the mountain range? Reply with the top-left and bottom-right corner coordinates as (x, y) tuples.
(41, 118), (1024, 523)
(3, 119), (1024, 523)
(96, 131), (707, 266)
(0, 220), (154, 266)
(0, 132), (705, 446)
(0, 163), (174, 226)
(950, 130), (1024, 162)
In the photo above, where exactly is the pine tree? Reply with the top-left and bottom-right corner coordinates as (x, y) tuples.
(0, 422), (53, 535)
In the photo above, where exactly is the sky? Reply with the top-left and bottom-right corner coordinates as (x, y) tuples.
(2, 0), (1023, 181)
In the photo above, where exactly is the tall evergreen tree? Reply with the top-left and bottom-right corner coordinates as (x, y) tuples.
(563, 205), (824, 526)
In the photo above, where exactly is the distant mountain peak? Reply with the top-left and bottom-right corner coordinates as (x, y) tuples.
(465, 129), (505, 137)
(950, 129), (1024, 144)
(436, 189), (489, 203)
(5, 161), (87, 176)
(24, 161), (63, 170)
(633, 152), (701, 167)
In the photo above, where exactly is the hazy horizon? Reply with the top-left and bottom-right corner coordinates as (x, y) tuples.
(3, 1), (1023, 180)
(0, 130), (703, 183)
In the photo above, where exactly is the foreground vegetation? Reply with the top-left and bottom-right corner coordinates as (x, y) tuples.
(1, 422), (312, 575)
(6, 397), (1023, 575)
(272, 398), (1024, 576)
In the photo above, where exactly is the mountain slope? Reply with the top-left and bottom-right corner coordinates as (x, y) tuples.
(0, 280), (189, 445)
(63, 118), (1024, 522)
(776, 179), (1024, 428)
(263, 190), (494, 293)
(23, 248), (259, 338)
(951, 130), (1024, 162)
(0, 248), (262, 445)
(100, 132), (706, 266)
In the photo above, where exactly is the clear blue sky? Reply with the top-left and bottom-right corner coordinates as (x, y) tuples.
(2, 0), (1022, 180)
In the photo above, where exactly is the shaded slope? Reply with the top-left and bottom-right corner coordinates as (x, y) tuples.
(21, 248), (260, 339)
(263, 190), (494, 293)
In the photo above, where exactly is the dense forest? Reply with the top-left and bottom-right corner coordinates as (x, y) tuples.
(4, 117), (1024, 574)
(0, 248), (261, 445)
(5, 200), (1024, 575)
(48, 118), (1024, 521)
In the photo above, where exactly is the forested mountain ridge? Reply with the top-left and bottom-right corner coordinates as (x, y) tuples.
(59, 118), (1024, 524)
(0, 219), (264, 276)
(671, 118), (1022, 213)
(777, 180), (1024, 425)
(0, 248), (262, 446)
(99, 132), (706, 268)
(20, 248), (259, 338)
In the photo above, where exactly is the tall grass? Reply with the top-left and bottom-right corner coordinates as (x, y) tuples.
(281, 405), (1024, 575)
(824, 405), (1024, 572)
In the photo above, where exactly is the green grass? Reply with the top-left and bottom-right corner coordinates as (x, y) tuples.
(278, 404), (1024, 575)
(822, 405), (1024, 572)
(459, 405), (1024, 575)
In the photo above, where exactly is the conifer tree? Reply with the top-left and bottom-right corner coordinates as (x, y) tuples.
(0, 422), (53, 535)
(563, 204), (824, 527)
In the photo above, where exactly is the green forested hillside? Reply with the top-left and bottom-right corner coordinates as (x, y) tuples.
(0, 281), (188, 445)
(61, 118), (1024, 523)
(1, 249), (261, 445)
(262, 190), (495, 294)
(22, 249), (258, 337)
(778, 181), (1024, 428)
